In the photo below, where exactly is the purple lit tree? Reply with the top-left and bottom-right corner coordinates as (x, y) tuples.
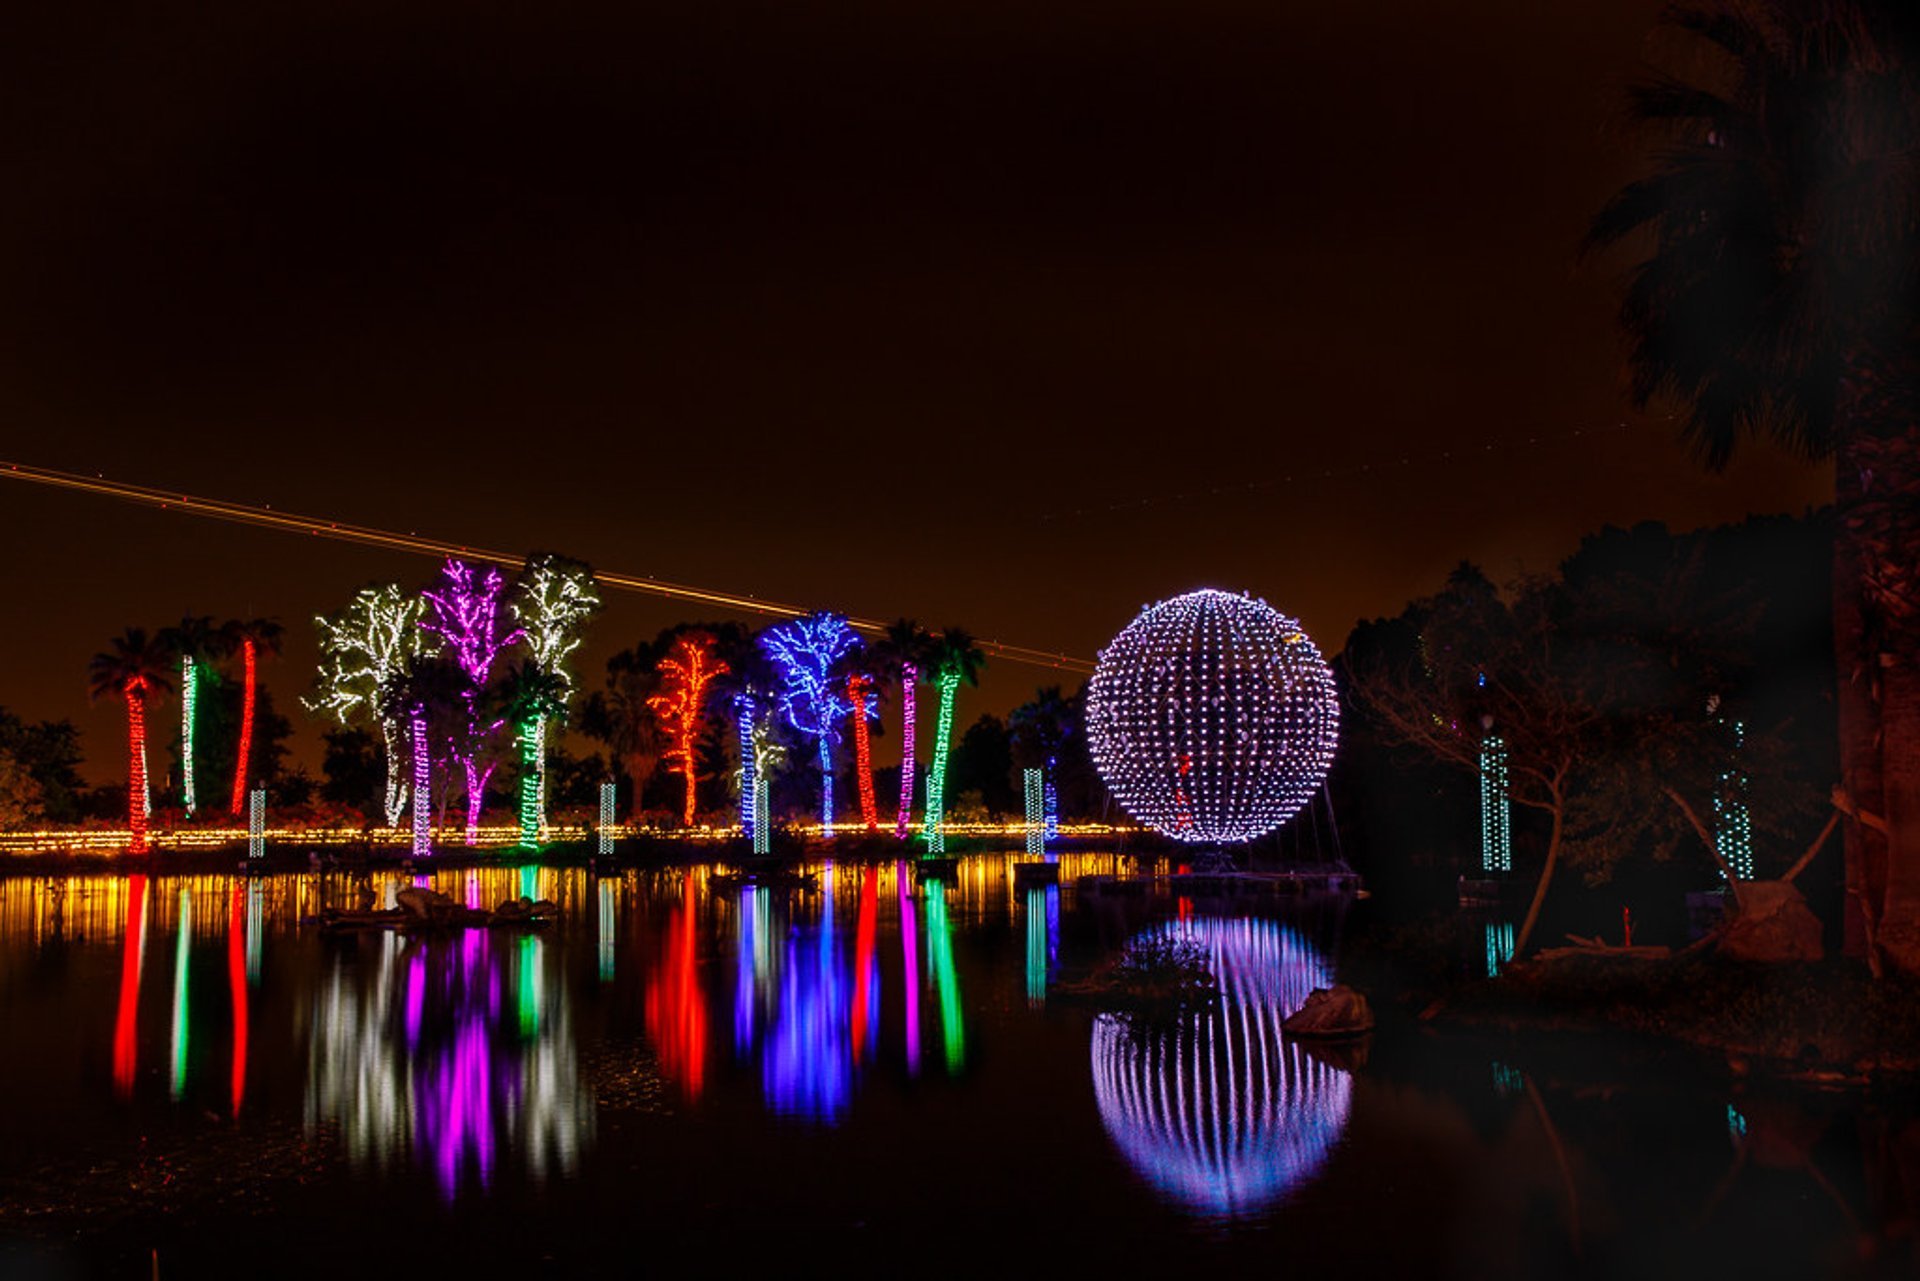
(760, 612), (860, 835)
(420, 560), (525, 845)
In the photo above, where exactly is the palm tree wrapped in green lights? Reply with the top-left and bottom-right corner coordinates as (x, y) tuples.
(89, 629), (174, 854)
(921, 629), (985, 855)
(500, 661), (570, 849)
(1587, 1), (1920, 974)
(159, 615), (227, 819)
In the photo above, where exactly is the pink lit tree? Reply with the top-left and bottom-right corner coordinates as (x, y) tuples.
(420, 560), (524, 845)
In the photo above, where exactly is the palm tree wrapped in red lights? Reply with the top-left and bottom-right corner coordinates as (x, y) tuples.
(223, 617), (283, 817)
(833, 643), (888, 834)
(89, 629), (174, 854)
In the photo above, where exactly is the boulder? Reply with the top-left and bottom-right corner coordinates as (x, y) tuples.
(1719, 879), (1823, 963)
(395, 887), (455, 923)
(1281, 985), (1375, 1038)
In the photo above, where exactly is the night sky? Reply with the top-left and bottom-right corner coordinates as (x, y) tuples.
(1, 0), (1828, 781)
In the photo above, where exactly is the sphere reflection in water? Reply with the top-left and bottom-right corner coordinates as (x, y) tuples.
(305, 931), (594, 1199)
(1090, 917), (1352, 1218)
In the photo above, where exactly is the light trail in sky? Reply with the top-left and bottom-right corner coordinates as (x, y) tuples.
(1, 460), (1095, 675)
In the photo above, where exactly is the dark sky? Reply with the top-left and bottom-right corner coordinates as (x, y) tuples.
(0, 0), (1828, 782)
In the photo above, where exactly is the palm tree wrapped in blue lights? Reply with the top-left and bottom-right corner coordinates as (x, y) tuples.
(760, 612), (859, 836)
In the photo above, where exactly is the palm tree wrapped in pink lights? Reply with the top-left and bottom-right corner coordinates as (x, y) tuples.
(877, 620), (935, 840)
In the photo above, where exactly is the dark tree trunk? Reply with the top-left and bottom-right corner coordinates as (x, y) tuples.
(1836, 344), (1920, 976)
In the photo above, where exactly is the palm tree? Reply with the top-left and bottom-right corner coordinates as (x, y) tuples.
(714, 631), (781, 841)
(378, 656), (467, 858)
(1010, 685), (1080, 839)
(921, 628), (986, 855)
(1587, 2), (1920, 974)
(580, 647), (666, 821)
(833, 643), (887, 833)
(876, 620), (935, 839)
(222, 618), (284, 817)
(500, 661), (570, 848)
(89, 629), (174, 854)
(158, 615), (227, 819)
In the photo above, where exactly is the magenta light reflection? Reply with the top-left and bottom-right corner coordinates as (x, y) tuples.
(898, 862), (921, 1077)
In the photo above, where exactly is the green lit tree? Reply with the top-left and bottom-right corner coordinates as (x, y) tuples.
(921, 628), (986, 855)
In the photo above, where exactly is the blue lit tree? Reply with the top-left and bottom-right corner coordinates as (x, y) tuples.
(760, 612), (860, 834)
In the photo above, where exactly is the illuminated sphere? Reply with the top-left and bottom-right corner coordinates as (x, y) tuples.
(1086, 589), (1338, 844)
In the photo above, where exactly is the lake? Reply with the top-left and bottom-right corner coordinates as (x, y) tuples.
(0, 853), (1909, 1279)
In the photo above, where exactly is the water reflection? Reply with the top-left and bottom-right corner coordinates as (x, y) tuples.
(1090, 916), (1353, 1219)
(764, 864), (853, 1119)
(305, 929), (593, 1200)
(228, 881), (249, 1115)
(170, 888), (191, 1100)
(1024, 885), (1059, 1007)
(113, 876), (149, 1099)
(647, 871), (707, 1102)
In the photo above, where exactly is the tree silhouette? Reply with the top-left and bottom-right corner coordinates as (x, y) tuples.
(1589, 1), (1920, 972)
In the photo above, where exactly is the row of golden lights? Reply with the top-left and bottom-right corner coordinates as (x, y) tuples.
(0, 820), (1138, 853)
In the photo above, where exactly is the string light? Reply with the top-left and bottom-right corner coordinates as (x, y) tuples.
(848, 674), (880, 832)
(735, 694), (758, 840)
(923, 670), (961, 854)
(760, 613), (859, 836)
(307, 585), (425, 826)
(1086, 590), (1339, 844)
(894, 662), (918, 840)
(597, 782), (617, 857)
(1479, 733), (1511, 873)
(248, 787), (266, 859)
(229, 637), (258, 816)
(123, 677), (153, 854)
(180, 658), (198, 816)
(1024, 768), (1045, 858)
(648, 635), (729, 828)
(410, 705), (432, 859)
(1713, 717), (1755, 881)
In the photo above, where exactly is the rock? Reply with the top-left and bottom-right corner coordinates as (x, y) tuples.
(395, 887), (455, 922)
(494, 898), (531, 919)
(1719, 879), (1823, 962)
(1281, 985), (1374, 1038)
(530, 899), (559, 917)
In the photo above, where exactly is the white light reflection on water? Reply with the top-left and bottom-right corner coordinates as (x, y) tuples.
(304, 930), (594, 1200)
(1090, 916), (1353, 1219)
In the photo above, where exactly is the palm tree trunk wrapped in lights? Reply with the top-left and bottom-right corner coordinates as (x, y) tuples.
(90, 629), (173, 856)
(920, 629), (985, 856)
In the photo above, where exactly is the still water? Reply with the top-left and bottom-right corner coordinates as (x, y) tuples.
(0, 854), (1911, 1279)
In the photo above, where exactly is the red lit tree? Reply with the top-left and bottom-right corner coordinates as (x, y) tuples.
(89, 628), (174, 854)
(649, 634), (729, 827)
(223, 617), (283, 816)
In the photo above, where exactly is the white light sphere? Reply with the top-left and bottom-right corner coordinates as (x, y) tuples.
(1086, 589), (1339, 844)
